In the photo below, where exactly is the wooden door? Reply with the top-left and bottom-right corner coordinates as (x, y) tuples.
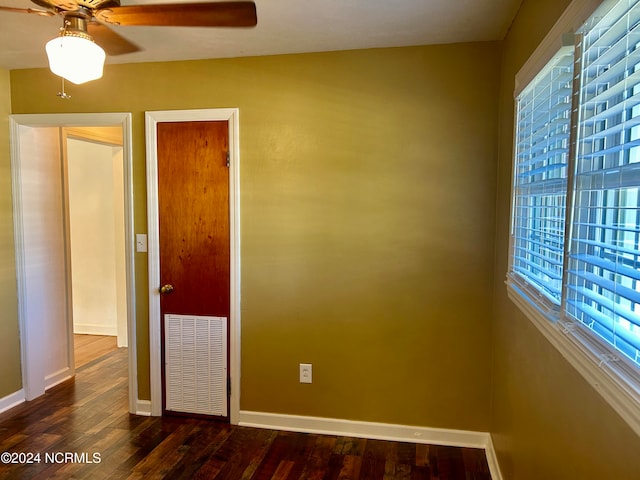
(157, 120), (230, 418)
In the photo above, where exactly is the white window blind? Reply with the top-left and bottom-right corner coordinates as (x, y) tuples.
(567, 0), (640, 368)
(511, 48), (575, 305)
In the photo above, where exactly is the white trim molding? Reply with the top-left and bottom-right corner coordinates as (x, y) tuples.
(73, 324), (118, 336)
(239, 411), (503, 480)
(45, 367), (73, 391)
(0, 390), (25, 415)
(485, 435), (504, 480)
(135, 399), (152, 417)
(145, 108), (241, 422)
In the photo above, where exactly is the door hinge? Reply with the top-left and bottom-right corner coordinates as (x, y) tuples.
(227, 377), (231, 396)
(226, 152), (230, 168)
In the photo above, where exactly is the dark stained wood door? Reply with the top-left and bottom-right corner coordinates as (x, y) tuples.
(157, 120), (230, 417)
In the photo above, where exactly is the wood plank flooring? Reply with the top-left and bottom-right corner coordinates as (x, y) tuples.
(74, 334), (118, 368)
(0, 348), (491, 479)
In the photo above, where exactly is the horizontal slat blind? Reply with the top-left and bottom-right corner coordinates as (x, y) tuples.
(512, 48), (575, 303)
(567, 0), (640, 367)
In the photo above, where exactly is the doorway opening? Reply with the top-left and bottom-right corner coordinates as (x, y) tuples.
(65, 127), (127, 367)
(10, 113), (138, 414)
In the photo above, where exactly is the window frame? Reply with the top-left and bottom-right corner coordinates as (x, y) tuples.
(507, 0), (640, 437)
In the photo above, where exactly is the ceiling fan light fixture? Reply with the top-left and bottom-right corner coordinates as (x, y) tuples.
(46, 32), (106, 85)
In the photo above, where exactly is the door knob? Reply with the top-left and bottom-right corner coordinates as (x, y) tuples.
(160, 284), (174, 294)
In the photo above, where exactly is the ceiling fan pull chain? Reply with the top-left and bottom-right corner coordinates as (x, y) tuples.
(57, 77), (71, 100)
(54, 18), (72, 98)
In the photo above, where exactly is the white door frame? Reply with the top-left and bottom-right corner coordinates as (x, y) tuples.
(10, 112), (138, 413)
(145, 108), (241, 422)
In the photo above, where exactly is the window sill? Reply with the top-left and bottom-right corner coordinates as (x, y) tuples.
(506, 280), (640, 437)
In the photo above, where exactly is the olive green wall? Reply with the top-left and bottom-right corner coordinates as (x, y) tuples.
(492, 0), (640, 478)
(9, 42), (500, 430)
(0, 68), (22, 398)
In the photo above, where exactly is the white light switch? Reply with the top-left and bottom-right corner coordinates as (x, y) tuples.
(136, 234), (148, 252)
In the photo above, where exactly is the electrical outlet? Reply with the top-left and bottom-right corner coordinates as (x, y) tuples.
(299, 363), (312, 384)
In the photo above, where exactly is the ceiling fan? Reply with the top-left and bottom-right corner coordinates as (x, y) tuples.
(0, 0), (258, 84)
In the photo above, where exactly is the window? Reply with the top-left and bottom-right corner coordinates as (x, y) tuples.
(511, 48), (574, 308)
(567, 0), (640, 370)
(508, 0), (640, 435)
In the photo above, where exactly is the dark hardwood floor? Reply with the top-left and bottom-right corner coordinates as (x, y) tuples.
(0, 348), (491, 479)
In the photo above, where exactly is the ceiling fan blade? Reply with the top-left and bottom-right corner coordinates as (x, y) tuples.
(95, 1), (257, 27)
(88, 22), (141, 56)
(0, 6), (54, 16)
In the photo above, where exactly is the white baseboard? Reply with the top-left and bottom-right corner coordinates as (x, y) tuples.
(485, 434), (504, 480)
(238, 411), (502, 479)
(45, 367), (73, 390)
(74, 324), (118, 336)
(135, 399), (152, 416)
(0, 389), (25, 414)
(239, 410), (488, 447)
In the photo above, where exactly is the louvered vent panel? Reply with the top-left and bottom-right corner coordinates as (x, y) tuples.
(165, 314), (228, 416)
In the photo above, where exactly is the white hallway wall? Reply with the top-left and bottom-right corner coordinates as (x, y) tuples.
(17, 125), (71, 393)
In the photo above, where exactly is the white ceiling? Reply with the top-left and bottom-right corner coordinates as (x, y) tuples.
(0, 0), (522, 70)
